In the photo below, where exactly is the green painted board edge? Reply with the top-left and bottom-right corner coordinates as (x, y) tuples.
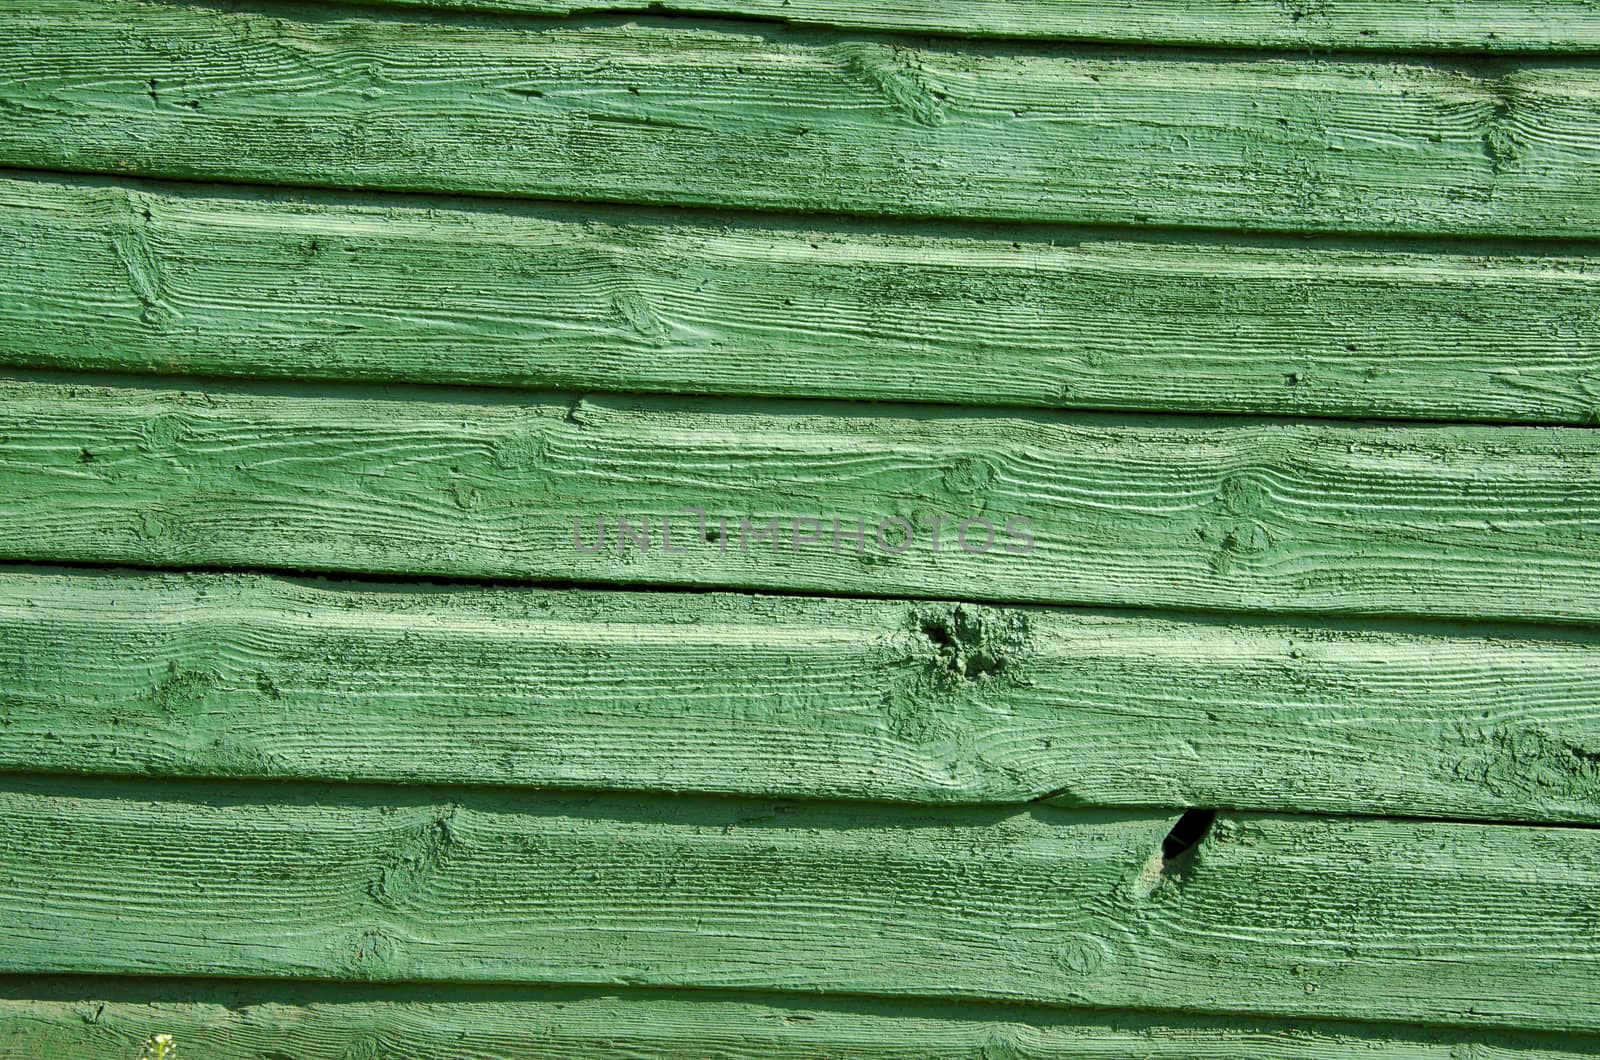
(2, 566), (1597, 821)
(3, 374), (1598, 624)
(4, 775), (1599, 1031)
(6, 977), (1600, 1059)
(304, 0), (1600, 55)
(7, 171), (1600, 425)
(9, 1), (1600, 236)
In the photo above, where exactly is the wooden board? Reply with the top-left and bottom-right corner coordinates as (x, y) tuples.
(8, 172), (1600, 426)
(322, 0), (1600, 54)
(3, 567), (1598, 821)
(9, 2), (1600, 237)
(2, 375), (1598, 624)
(3, 775), (1599, 1031)
(8, 0), (1600, 1050)
(6, 978), (1600, 1060)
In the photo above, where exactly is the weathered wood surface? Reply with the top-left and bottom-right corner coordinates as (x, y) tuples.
(9, 2), (1600, 237)
(298, 0), (1600, 54)
(3, 776), (1598, 1031)
(2, 375), (1597, 624)
(6, 980), (1600, 1060)
(3, 568), (1598, 821)
(8, 172), (1600, 425)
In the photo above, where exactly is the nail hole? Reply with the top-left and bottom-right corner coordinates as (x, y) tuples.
(1134, 809), (1217, 898)
(1161, 809), (1216, 865)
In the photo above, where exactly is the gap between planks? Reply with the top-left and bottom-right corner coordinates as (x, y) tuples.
(18, 551), (1600, 639)
(6, 974), (1600, 1059)
(288, 0), (1600, 57)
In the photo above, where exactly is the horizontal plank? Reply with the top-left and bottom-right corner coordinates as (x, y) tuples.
(8, 173), (1600, 425)
(7, 3), (1600, 236)
(298, 0), (1600, 54)
(2, 375), (1599, 624)
(4, 776), (1599, 1031)
(6, 979), (1600, 1060)
(3, 568), (1599, 821)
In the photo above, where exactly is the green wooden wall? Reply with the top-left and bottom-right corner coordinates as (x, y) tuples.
(2, 0), (1599, 1056)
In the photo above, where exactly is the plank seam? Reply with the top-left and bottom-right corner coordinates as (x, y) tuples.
(15, 163), (1600, 257)
(6, 747), (1599, 826)
(12, 557), (1600, 639)
(9, 366), (1600, 434)
(10, 973), (1600, 1050)
(159, 0), (1600, 63)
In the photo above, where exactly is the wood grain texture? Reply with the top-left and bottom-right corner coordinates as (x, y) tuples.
(3, 775), (1598, 1031)
(8, 172), (1600, 425)
(3, 567), (1598, 821)
(6, 979), (1600, 1060)
(9, 1), (1600, 236)
(2, 374), (1597, 624)
(324, 0), (1600, 54)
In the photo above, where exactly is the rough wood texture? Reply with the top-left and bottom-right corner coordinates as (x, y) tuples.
(6, 979), (1600, 1060)
(3, 776), (1598, 1031)
(8, 0), (1600, 1050)
(8, 172), (1600, 425)
(3, 568), (1598, 821)
(9, 1), (1600, 236)
(2, 375), (1597, 624)
(323, 0), (1600, 54)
